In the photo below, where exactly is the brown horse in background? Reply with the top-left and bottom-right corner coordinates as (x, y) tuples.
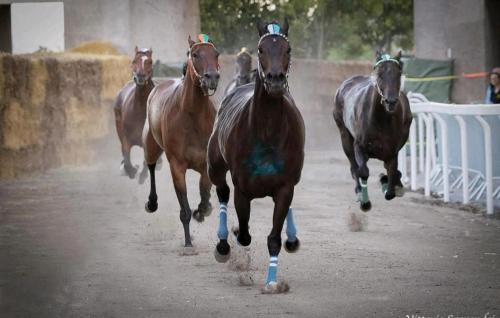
(143, 35), (220, 255)
(208, 19), (305, 293)
(114, 47), (160, 184)
(333, 51), (412, 211)
(223, 47), (256, 96)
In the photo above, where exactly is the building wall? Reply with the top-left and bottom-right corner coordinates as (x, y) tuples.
(414, 0), (491, 103)
(64, 0), (200, 63)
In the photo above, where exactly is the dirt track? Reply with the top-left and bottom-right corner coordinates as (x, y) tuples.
(1, 139), (500, 318)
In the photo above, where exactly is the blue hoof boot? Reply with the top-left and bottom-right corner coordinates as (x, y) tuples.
(284, 238), (300, 253)
(214, 240), (230, 263)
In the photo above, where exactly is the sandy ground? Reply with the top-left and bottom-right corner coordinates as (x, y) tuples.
(1, 139), (500, 318)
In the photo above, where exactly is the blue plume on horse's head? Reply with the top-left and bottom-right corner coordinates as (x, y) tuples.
(257, 17), (289, 37)
(374, 50), (402, 69)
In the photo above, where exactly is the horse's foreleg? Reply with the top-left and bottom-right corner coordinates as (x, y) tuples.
(121, 141), (137, 179)
(354, 143), (371, 211)
(169, 160), (195, 253)
(193, 171), (212, 222)
(234, 187), (251, 246)
(382, 157), (404, 200)
(143, 126), (162, 212)
(263, 186), (294, 293)
(214, 182), (231, 263)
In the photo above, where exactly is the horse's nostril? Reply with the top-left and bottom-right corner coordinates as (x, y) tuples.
(278, 73), (286, 81)
(204, 73), (210, 79)
(266, 73), (272, 80)
(215, 73), (220, 80)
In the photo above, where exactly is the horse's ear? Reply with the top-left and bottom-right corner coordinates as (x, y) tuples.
(134, 45), (139, 54)
(188, 35), (195, 48)
(282, 17), (289, 36)
(395, 50), (402, 61)
(375, 50), (382, 61)
(257, 19), (267, 37)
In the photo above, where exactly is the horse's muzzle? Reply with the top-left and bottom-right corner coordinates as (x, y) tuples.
(202, 72), (220, 95)
(134, 74), (147, 86)
(383, 98), (398, 113)
(264, 73), (287, 97)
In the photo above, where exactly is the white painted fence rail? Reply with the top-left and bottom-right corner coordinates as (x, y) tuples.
(401, 93), (500, 215)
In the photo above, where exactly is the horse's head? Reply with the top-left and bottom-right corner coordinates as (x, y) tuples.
(187, 34), (220, 96)
(132, 46), (153, 86)
(235, 47), (253, 84)
(256, 18), (291, 98)
(373, 51), (403, 113)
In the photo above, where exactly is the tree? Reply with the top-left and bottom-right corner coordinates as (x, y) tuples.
(199, 0), (414, 60)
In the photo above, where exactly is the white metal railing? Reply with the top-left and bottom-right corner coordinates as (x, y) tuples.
(401, 92), (500, 215)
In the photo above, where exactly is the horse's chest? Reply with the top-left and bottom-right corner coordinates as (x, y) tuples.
(364, 135), (396, 159)
(243, 142), (284, 178)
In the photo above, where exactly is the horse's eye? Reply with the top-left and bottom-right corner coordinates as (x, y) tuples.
(258, 47), (263, 55)
(192, 53), (198, 59)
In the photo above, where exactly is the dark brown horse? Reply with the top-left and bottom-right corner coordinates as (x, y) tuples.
(223, 47), (257, 96)
(114, 47), (160, 184)
(208, 19), (305, 293)
(333, 51), (412, 211)
(143, 34), (220, 255)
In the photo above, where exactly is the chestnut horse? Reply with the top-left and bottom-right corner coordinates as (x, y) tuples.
(333, 51), (412, 211)
(114, 47), (160, 184)
(208, 20), (305, 293)
(223, 47), (256, 96)
(143, 34), (220, 255)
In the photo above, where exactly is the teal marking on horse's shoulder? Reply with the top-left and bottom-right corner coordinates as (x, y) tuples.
(244, 142), (284, 177)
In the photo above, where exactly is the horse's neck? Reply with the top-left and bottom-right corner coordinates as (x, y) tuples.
(249, 76), (287, 139)
(180, 68), (208, 113)
(134, 81), (154, 108)
(366, 84), (393, 124)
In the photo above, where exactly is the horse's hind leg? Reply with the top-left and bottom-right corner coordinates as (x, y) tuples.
(192, 171), (213, 222)
(381, 156), (404, 200)
(262, 186), (294, 294)
(208, 136), (231, 262)
(339, 128), (361, 191)
(354, 143), (371, 211)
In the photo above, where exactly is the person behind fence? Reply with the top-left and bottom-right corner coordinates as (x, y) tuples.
(484, 67), (500, 104)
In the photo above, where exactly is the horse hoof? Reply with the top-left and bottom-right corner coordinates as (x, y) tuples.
(395, 186), (405, 197)
(203, 203), (213, 217)
(261, 281), (290, 294)
(360, 201), (372, 212)
(120, 163), (127, 176)
(180, 246), (198, 256)
(385, 191), (396, 200)
(192, 209), (205, 223)
(284, 238), (300, 253)
(138, 172), (148, 185)
(145, 201), (157, 213)
(214, 240), (230, 263)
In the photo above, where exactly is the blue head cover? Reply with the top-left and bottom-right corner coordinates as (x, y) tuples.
(374, 53), (400, 68)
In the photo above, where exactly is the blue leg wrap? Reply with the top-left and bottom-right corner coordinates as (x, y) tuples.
(266, 256), (278, 284)
(359, 178), (369, 203)
(286, 208), (297, 242)
(217, 203), (228, 240)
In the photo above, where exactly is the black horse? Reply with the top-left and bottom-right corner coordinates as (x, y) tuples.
(223, 47), (257, 96)
(333, 51), (412, 211)
(207, 19), (305, 293)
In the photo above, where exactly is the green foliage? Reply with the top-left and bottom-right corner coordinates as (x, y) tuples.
(199, 0), (414, 60)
